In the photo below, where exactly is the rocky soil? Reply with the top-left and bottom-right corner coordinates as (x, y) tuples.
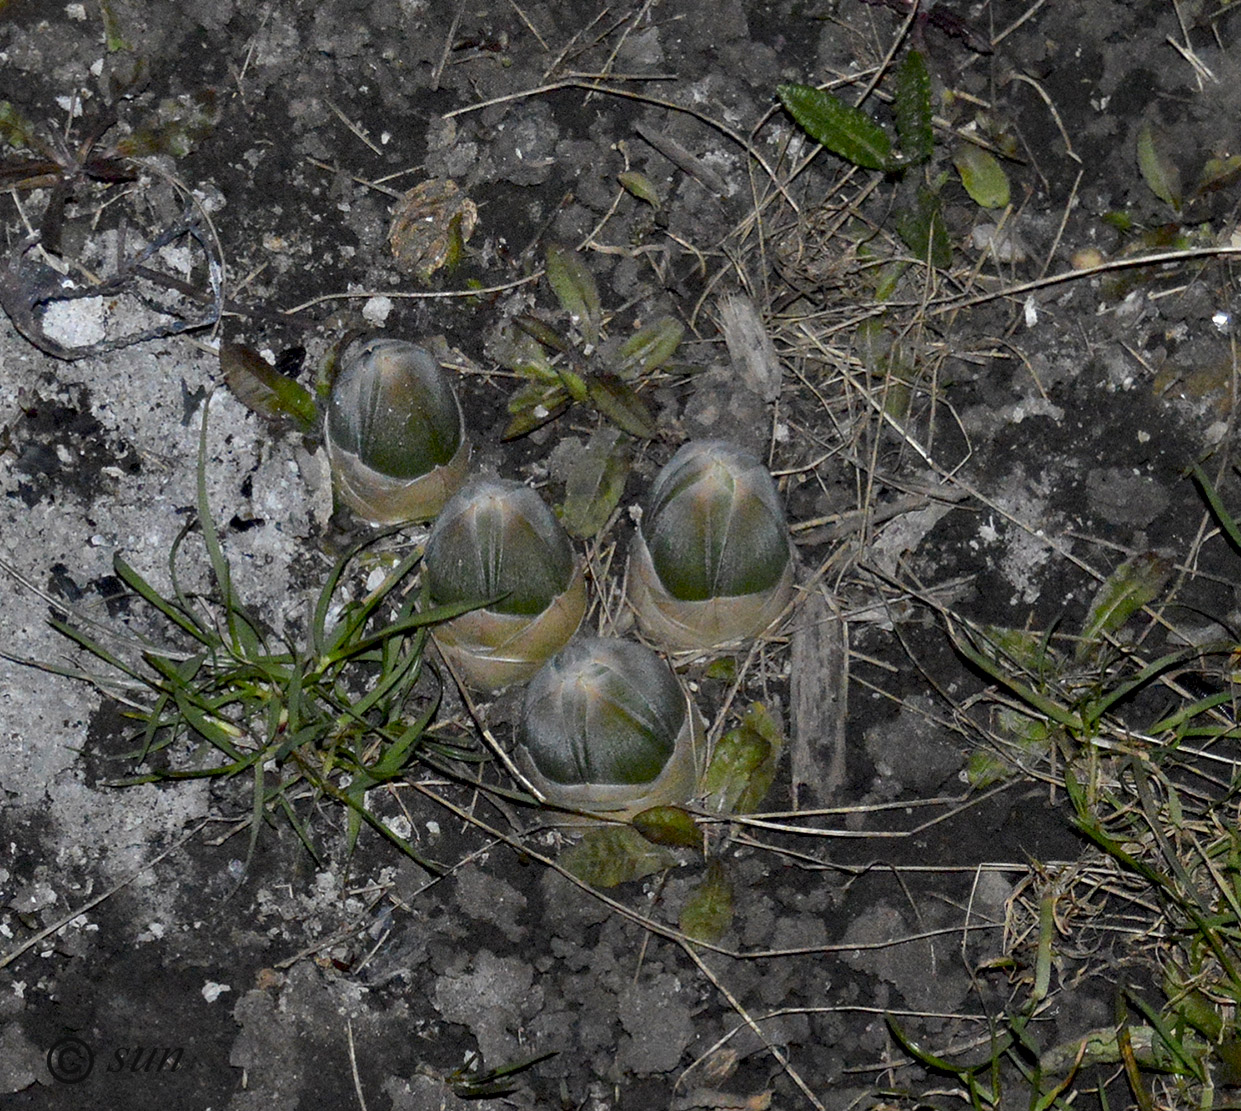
(3, 1), (1241, 1109)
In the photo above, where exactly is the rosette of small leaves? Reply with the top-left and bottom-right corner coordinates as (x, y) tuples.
(493, 244), (685, 441)
(325, 336), (469, 524)
(515, 637), (704, 819)
(628, 440), (794, 651)
(423, 477), (587, 691)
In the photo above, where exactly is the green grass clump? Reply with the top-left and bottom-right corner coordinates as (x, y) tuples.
(36, 398), (485, 875)
(917, 467), (1241, 1109)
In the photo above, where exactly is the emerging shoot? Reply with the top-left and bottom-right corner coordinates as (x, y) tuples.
(424, 477), (587, 691)
(515, 637), (704, 819)
(325, 336), (470, 524)
(628, 440), (794, 651)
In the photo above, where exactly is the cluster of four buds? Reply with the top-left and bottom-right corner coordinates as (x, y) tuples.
(326, 336), (794, 818)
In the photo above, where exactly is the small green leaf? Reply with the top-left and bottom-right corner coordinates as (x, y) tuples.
(545, 244), (602, 348)
(442, 210), (468, 273)
(561, 825), (677, 888)
(1198, 154), (1241, 197)
(953, 144), (1011, 209)
(964, 748), (1012, 788)
(679, 861), (733, 943)
(618, 170), (662, 208)
(976, 624), (1058, 674)
(1077, 552), (1172, 659)
(502, 383), (570, 440)
(994, 708), (1056, 756)
(895, 186), (952, 268)
(504, 408), (555, 440)
(702, 702), (783, 815)
(893, 49), (933, 166)
(777, 83), (893, 172)
(1137, 120), (1182, 213)
(632, 805), (701, 849)
(872, 260), (909, 301)
(491, 326), (557, 380)
(513, 314), (570, 356)
(615, 317), (685, 380)
(561, 426), (630, 539)
(221, 343), (317, 432)
(552, 364), (590, 404)
(506, 380), (567, 416)
(586, 374), (657, 438)
(0, 100), (39, 151)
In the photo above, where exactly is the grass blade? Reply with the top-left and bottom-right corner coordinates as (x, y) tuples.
(114, 554), (215, 647)
(1124, 990), (1205, 1080)
(1086, 646), (1195, 723)
(319, 546), (424, 663)
(195, 394), (261, 657)
(948, 619), (1084, 730)
(1192, 464), (1241, 552)
(368, 687), (441, 780)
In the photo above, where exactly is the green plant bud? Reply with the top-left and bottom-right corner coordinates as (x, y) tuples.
(628, 440), (794, 651)
(516, 637), (704, 819)
(325, 336), (470, 524)
(425, 478), (587, 691)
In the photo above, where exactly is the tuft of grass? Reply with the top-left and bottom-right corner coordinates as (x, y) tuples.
(26, 397), (489, 877)
(920, 469), (1241, 1109)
